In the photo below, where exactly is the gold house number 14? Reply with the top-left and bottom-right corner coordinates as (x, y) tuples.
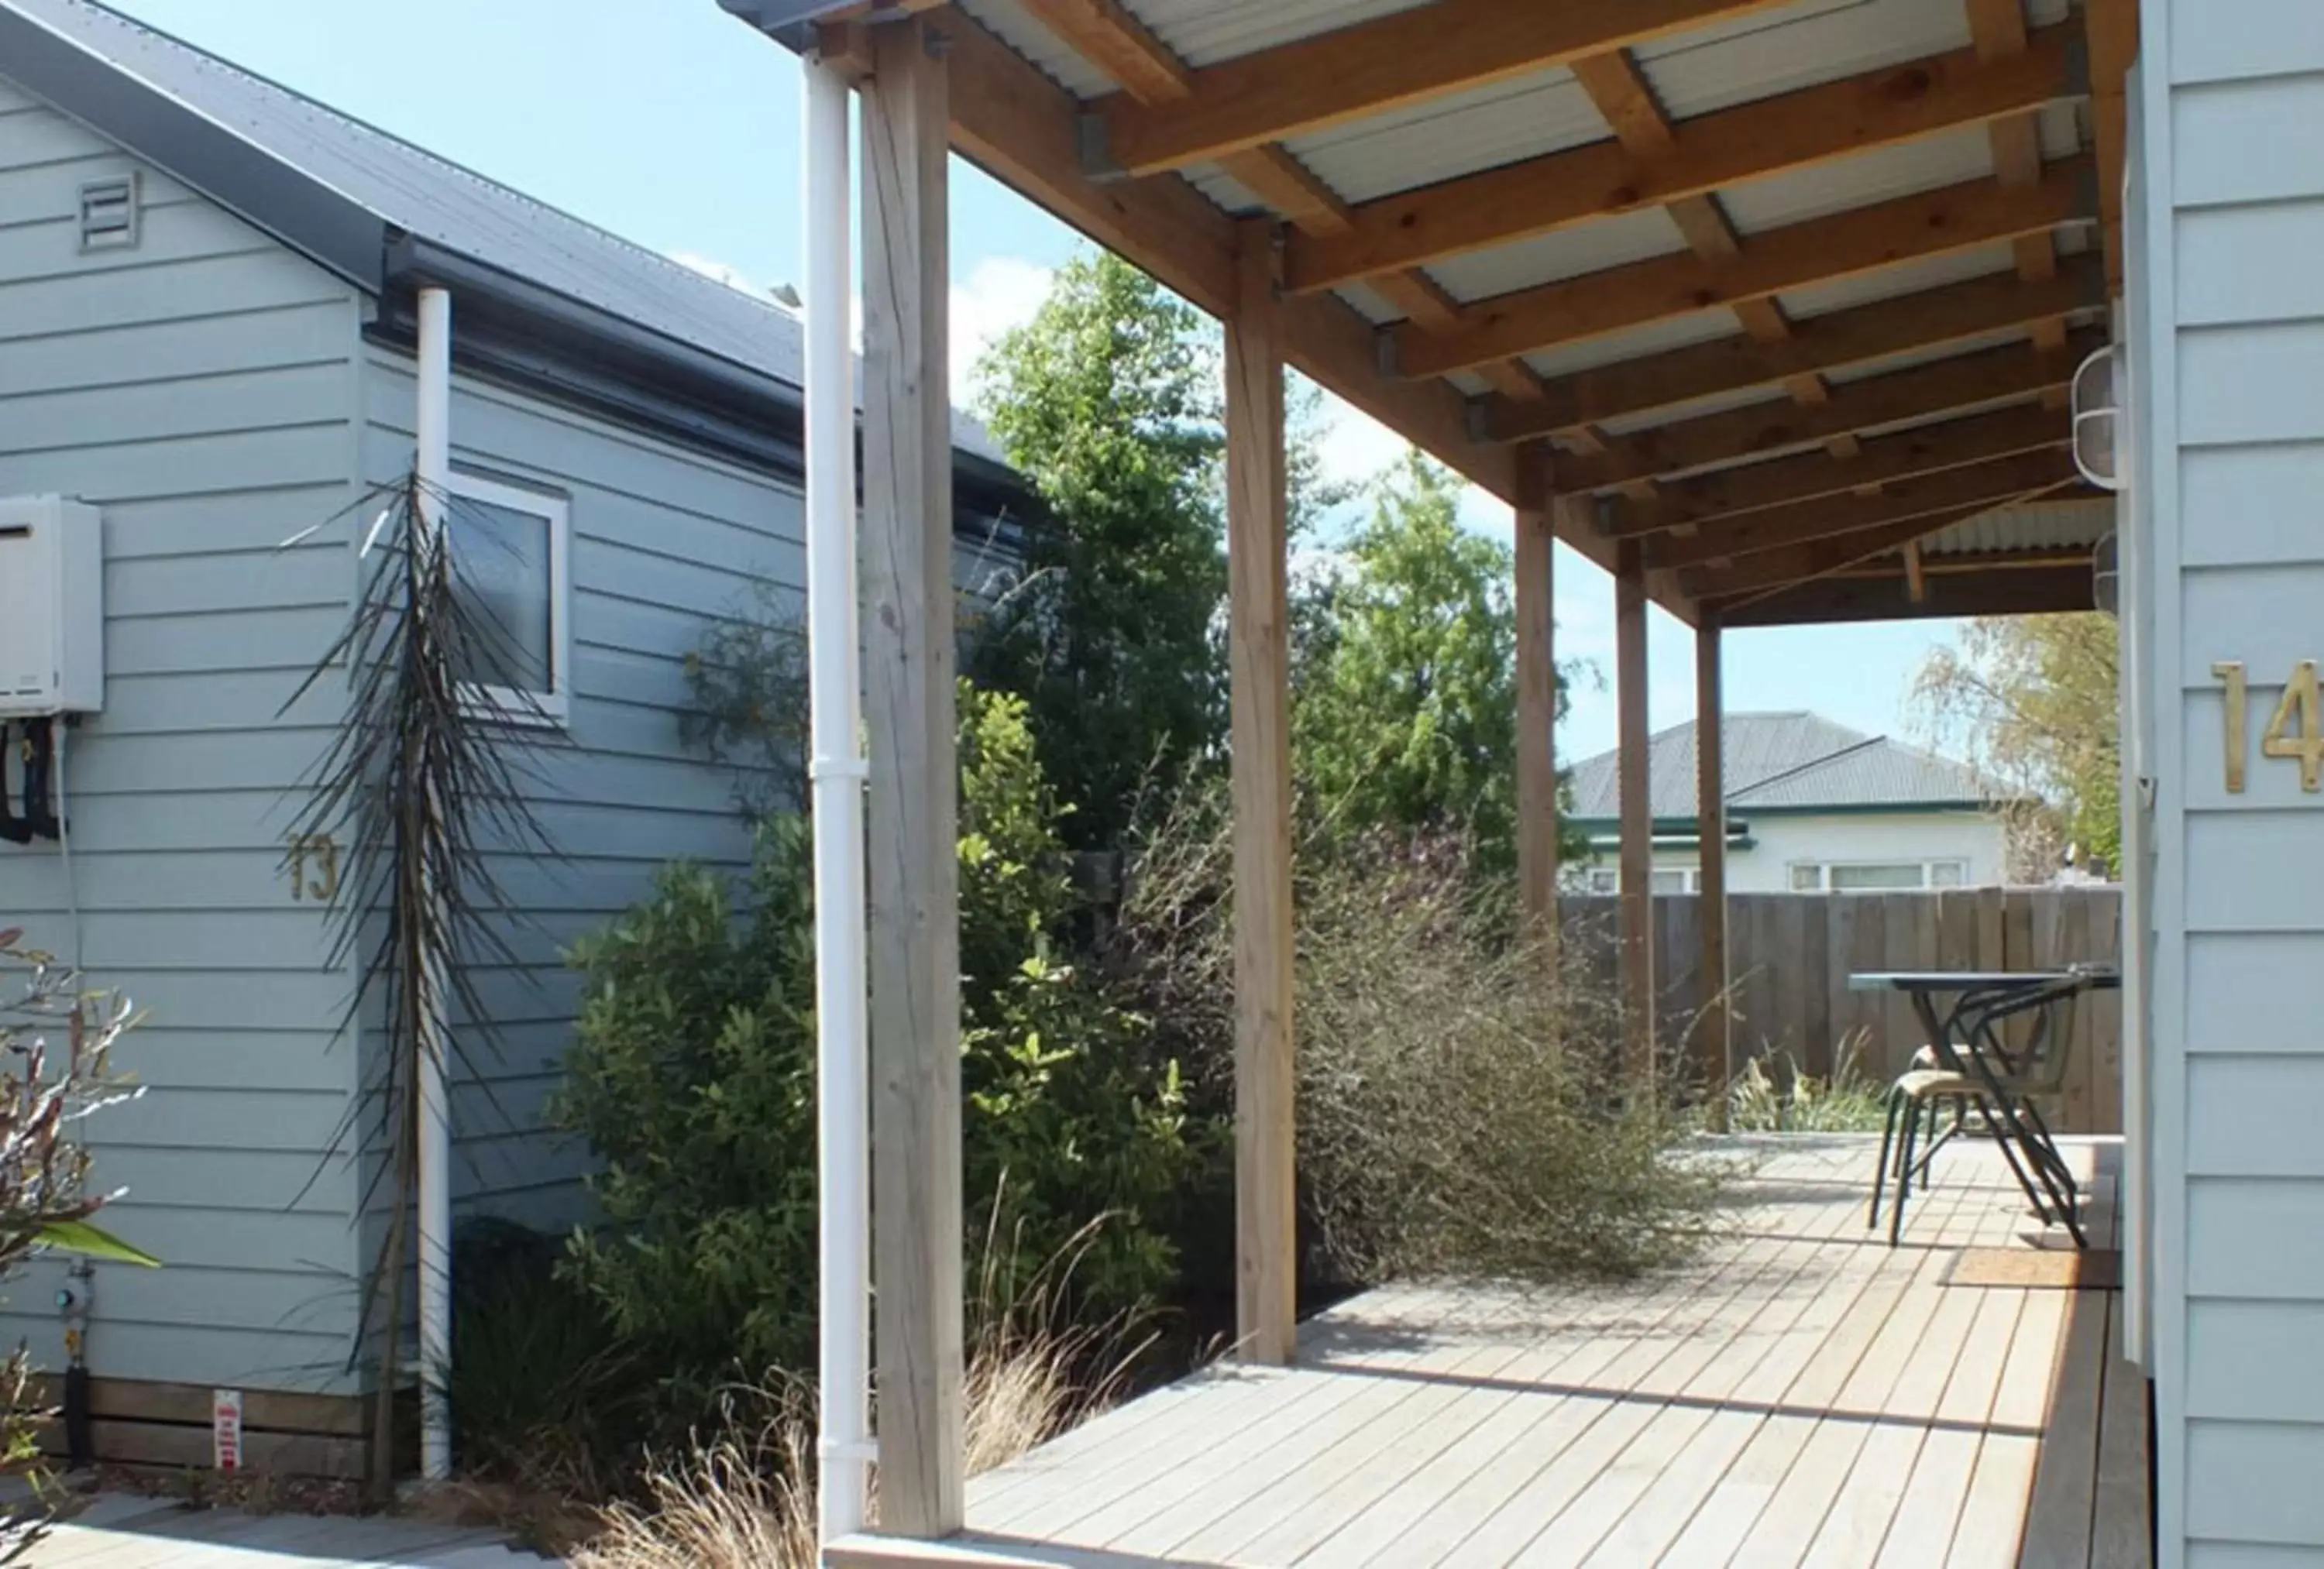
(2214, 661), (2324, 794)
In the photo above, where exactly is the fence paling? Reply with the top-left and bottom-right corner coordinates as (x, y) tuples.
(1556, 887), (2125, 1135)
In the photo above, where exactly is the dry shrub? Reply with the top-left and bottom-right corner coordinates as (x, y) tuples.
(570, 1219), (1140, 1569)
(1122, 803), (1725, 1289)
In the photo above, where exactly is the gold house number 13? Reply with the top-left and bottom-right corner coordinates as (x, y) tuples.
(2214, 661), (2324, 793)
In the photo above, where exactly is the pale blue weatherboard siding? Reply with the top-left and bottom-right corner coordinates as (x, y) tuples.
(356, 351), (799, 1241)
(2144, 5), (2324, 1564)
(0, 77), (370, 1393)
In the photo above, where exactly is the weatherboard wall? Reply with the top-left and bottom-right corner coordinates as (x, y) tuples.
(0, 76), (371, 1396)
(2133, 4), (2324, 1564)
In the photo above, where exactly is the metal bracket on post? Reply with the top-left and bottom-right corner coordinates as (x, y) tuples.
(1377, 326), (1401, 380)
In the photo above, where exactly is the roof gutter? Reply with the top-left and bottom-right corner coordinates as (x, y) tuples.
(377, 235), (1030, 510)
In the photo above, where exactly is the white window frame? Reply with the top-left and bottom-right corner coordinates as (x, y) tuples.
(1786, 858), (1972, 892)
(445, 472), (572, 728)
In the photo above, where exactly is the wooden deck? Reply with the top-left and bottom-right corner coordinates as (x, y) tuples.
(840, 1135), (2149, 1569)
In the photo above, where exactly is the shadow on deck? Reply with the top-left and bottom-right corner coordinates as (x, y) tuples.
(834, 1135), (2150, 1569)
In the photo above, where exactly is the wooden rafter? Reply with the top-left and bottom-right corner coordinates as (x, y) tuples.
(2084, 0), (2140, 291)
(1678, 475), (2081, 599)
(1490, 256), (2102, 442)
(1718, 558), (2098, 624)
(1567, 50), (1841, 441)
(1552, 331), (2098, 489)
(1652, 448), (2076, 572)
(1088, 0), (1799, 177)
(1399, 159), (2091, 379)
(1607, 402), (2068, 535)
(1967, 0), (2065, 318)
(1015, 0), (1552, 402)
(940, 12), (1556, 561)
(1284, 26), (2083, 294)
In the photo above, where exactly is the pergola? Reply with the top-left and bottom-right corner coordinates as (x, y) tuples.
(722, 0), (2136, 1544)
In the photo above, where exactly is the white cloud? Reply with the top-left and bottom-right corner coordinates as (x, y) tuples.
(950, 256), (1056, 410)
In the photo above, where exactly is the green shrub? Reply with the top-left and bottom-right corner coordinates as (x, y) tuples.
(552, 684), (1203, 1419)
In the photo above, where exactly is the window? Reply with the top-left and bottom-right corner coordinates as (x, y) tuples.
(1789, 859), (1976, 892)
(1582, 867), (1698, 894)
(445, 474), (570, 724)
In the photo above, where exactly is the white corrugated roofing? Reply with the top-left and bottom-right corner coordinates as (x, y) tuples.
(1923, 496), (2115, 556)
(940, 0), (2104, 603)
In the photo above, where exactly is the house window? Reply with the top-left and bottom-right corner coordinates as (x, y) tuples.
(1584, 867), (1699, 894)
(445, 474), (570, 725)
(1790, 859), (1974, 892)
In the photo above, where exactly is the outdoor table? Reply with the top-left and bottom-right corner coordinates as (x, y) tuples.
(1848, 968), (2120, 1248)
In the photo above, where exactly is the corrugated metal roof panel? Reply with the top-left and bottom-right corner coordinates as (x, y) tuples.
(957, 0), (1116, 96)
(1568, 711), (1987, 820)
(1922, 496), (2114, 556)
(1337, 282), (1400, 325)
(1428, 207), (1688, 304)
(1779, 240), (2018, 318)
(1285, 70), (1607, 204)
(1721, 125), (1996, 234)
(1182, 160), (1265, 215)
(1827, 325), (2044, 383)
(1120, 0), (1434, 70)
(1597, 379), (1790, 438)
(1522, 307), (1745, 380)
(1635, 0), (1972, 120)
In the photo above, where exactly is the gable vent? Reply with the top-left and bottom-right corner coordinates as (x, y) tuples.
(77, 173), (141, 252)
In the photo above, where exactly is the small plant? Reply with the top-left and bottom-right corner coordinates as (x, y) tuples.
(1724, 1037), (1891, 1135)
(0, 929), (150, 1550)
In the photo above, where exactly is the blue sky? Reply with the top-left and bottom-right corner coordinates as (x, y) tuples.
(103, 0), (1964, 763)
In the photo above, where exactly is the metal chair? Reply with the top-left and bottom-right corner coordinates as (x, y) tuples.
(1868, 977), (2088, 1247)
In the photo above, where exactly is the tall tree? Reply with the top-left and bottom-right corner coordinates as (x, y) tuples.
(968, 252), (1226, 849)
(1294, 452), (1577, 870)
(1913, 613), (2120, 877)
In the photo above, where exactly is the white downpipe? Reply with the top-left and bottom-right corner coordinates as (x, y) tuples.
(413, 284), (456, 1485)
(804, 58), (872, 1550)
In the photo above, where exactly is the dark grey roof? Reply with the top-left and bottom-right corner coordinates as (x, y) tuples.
(0, 0), (1007, 466)
(1567, 712), (1990, 821)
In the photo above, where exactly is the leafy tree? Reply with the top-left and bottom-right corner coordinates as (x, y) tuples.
(969, 252), (1227, 848)
(1913, 613), (2120, 877)
(1294, 451), (1580, 870)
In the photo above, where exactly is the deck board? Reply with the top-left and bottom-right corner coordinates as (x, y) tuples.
(865, 1136), (2149, 1569)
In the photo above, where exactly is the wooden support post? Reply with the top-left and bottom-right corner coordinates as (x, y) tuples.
(1514, 448), (1559, 944)
(1616, 537), (1656, 1086)
(1227, 218), (1296, 1367)
(1696, 616), (1731, 1125)
(861, 17), (964, 1538)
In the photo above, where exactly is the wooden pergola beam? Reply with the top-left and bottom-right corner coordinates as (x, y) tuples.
(1678, 477), (2078, 599)
(1089, 0), (1797, 177)
(1652, 447), (2075, 571)
(1550, 331), (2097, 489)
(1608, 402), (2068, 535)
(1968, 0), (2066, 313)
(2084, 0), (2140, 291)
(1489, 255), (2102, 441)
(1719, 558), (2099, 624)
(1398, 159), (2090, 379)
(1285, 26), (2084, 294)
(944, 14), (1537, 528)
(1015, 0), (1549, 400)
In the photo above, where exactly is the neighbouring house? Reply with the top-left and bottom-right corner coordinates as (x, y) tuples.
(0, 0), (1027, 1472)
(1563, 712), (2010, 894)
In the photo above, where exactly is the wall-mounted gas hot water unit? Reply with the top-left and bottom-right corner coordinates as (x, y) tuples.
(0, 496), (104, 719)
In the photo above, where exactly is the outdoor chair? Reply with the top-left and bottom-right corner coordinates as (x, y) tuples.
(1868, 976), (2088, 1248)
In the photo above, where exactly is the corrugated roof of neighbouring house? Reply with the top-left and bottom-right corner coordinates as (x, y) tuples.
(0, 0), (1008, 465)
(1566, 711), (1990, 820)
